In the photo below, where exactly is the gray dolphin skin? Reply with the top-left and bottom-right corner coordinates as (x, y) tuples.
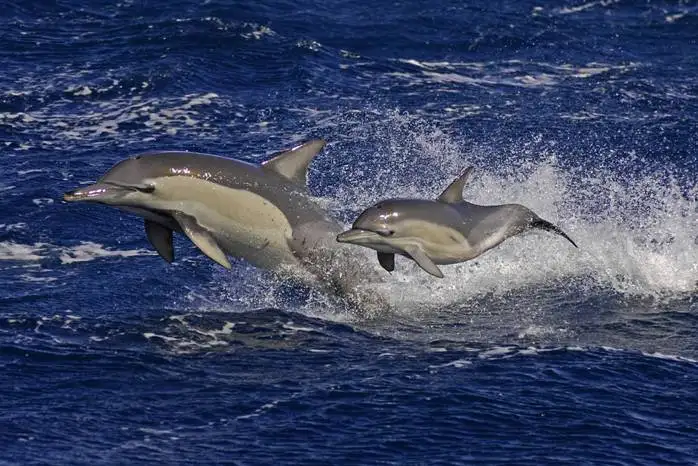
(336, 167), (577, 278)
(63, 140), (382, 308)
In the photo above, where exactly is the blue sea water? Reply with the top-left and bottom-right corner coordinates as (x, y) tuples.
(1, 0), (697, 464)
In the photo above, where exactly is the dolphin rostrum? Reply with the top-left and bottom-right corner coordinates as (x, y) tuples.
(63, 140), (383, 308)
(336, 167), (577, 278)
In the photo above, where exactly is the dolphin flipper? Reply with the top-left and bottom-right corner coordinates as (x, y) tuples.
(437, 167), (474, 203)
(262, 139), (326, 187)
(172, 212), (232, 269)
(145, 220), (174, 263)
(403, 245), (444, 278)
(377, 252), (395, 272)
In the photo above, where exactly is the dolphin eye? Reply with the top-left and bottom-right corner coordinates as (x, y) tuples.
(137, 185), (155, 193)
(378, 229), (395, 237)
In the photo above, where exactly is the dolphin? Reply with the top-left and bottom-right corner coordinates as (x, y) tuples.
(63, 140), (383, 308)
(336, 167), (577, 278)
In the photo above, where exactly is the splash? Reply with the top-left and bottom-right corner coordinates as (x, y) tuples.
(315, 110), (698, 311)
(176, 110), (695, 330)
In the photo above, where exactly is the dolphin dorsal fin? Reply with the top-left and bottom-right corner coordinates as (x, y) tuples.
(262, 139), (326, 187)
(437, 166), (474, 203)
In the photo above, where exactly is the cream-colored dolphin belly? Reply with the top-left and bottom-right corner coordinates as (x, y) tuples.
(396, 219), (477, 264)
(147, 176), (299, 269)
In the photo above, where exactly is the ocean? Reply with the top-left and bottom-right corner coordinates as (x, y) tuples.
(1, 0), (697, 464)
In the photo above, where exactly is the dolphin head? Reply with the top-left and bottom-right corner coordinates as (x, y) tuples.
(336, 200), (405, 252)
(336, 199), (447, 254)
(337, 199), (457, 277)
(63, 154), (167, 206)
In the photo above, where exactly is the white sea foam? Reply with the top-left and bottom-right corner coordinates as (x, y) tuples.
(553, 0), (621, 15)
(240, 24), (275, 40)
(17, 169), (48, 176)
(643, 351), (698, 364)
(665, 12), (688, 23)
(154, 314), (240, 351)
(0, 223), (28, 232)
(385, 59), (637, 91)
(0, 241), (155, 264)
(236, 399), (282, 420)
(143, 333), (180, 342)
(0, 242), (48, 261)
(431, 345), (698, 370)
(58, 242), (156, 264)
(600, 346), (698, 364)
(68, 85), (93, 96)
(429, 359), (472, 369)
(18, 273), (58, 283)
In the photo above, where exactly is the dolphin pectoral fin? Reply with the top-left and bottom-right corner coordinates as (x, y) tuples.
(145, 220), (174, 263)
(262, 139), (326, 187)
(403, 245), (444, 278)
(531, 218), (578, 248)
(377, 252), (395, 272)
(437, 166), (474, 203)
(172, 213), (232, 269)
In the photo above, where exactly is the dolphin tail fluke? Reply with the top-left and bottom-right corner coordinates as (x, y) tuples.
(531, 218), (578, 248)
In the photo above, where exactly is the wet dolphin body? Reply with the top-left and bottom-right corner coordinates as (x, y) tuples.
(336, 167), (577, 278)
(63, 140), (382, 308)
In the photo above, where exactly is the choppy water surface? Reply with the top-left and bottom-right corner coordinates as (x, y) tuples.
(1, 0), (697, 464)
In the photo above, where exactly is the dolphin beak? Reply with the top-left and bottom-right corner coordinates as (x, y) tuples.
(336, 228), (381, 244)
(63, 182), (129, 203)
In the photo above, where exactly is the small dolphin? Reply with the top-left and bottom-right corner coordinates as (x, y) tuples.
(63, 140), (383, 308)
(336, 167), (577, 278)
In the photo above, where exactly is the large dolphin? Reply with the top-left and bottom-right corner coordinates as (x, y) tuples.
(63, 140), (383, 308)
(336, 167), (577, 278)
